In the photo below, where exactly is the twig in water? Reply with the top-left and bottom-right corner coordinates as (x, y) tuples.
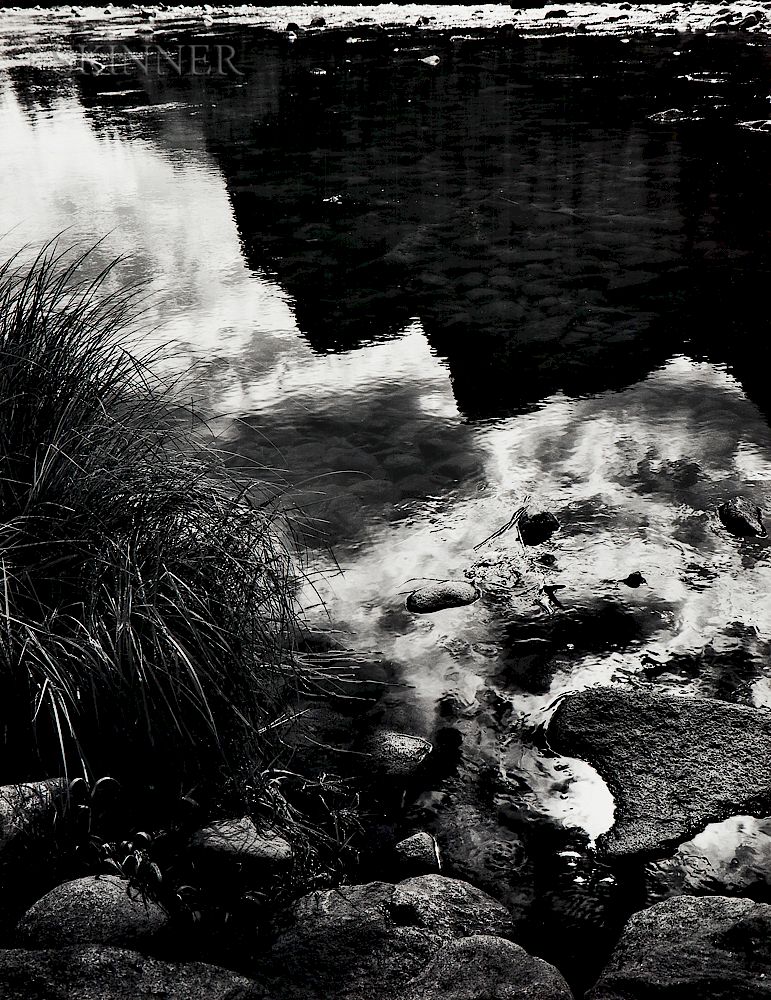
(473, 495), (531, 551)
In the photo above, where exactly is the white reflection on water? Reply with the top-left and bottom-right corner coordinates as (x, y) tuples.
(0, 78), (298, 384)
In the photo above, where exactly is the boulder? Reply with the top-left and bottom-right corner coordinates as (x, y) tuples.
(718, 496), (766, 538)
(406, 581), (479, 614)
(391, 875), (515, 939)
(393, 833), (441, 876)
(0, 946), (257, 999)
(267, 875), (515, 1000)
(519, 511), (560, 546)
(403, 935), (573, 1000)
(548, 687), (771, 859)
(589, 895), (771, 998)
(17, 875), (168, 949)
(191, 817), (292, 878)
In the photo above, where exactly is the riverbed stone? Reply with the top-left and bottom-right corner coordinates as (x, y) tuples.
(268, 875), (516, 1000)
(394, 832), (441, 875)
(191, 816), (292, 877)
(589, 895), (771, 998)
(406, 581), (479, 614)
(548, 687), (771, 859)
(718, 495), (766, 537)
(366, 731), (433, 778)
(403, 935), (574, 1000)
(17, 875), (168, 948)
(0, 946), (257, 999)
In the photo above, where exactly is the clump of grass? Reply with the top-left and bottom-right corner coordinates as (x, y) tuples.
(0, 242), (302, 792)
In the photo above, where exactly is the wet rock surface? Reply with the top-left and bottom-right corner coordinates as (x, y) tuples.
(589, 895), (771, 999)
(0, 946), (256, 999)
(266, 875), (516, 1000)
(548, 687), (771, 859)
(17, 875), (168, 949)
(718, 495), (766, 537)
(406, 581), (479, 614)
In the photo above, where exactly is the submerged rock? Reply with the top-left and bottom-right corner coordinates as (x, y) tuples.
(548, 687), (771, 860)
(518, 511), (560, 546)
(406, 581), (479, 614)
(718, 496), (766, 538)
(191, 816), (292, 878)
(17, 875), (168, 949)
(464, 553), (523, 601)
(404, 935), (573, 1000)
(394, 832), (442, 876)
(589, 895), (771, 999)
(0, 946), (254, 999)
(268, 875), (516, 1000)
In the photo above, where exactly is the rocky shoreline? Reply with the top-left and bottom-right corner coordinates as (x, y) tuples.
(5, 787), (771, 998)
(5, 1), (771, 44)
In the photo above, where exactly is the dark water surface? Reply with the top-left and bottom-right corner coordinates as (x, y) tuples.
(4, 11), (771, 989)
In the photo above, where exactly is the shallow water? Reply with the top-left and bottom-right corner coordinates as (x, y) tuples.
(3, 7), (771, 989)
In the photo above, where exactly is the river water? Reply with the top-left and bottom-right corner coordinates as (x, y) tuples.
(3, 6), (771, 989)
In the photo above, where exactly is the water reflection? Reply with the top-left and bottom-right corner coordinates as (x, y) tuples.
(4, 14), (771, 989)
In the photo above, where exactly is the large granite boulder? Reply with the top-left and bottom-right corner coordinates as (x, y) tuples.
(548, 686), (771, 859)
(0, 946), (257, 999)
(589, 895), (771, 998)
(267, 875), (516, 1000)
(17, 875), (168, 949)
(403, 935), (573, 1000)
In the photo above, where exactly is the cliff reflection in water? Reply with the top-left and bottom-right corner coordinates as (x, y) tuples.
(118, 27), (771, 419)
